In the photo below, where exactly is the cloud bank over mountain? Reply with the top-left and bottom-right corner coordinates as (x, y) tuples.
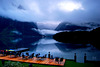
(0, 0), (100, 23)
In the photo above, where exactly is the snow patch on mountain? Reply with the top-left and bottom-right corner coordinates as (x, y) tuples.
(11, 30), (22, 35)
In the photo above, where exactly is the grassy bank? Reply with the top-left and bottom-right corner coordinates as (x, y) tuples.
(0, 60), (99, 67)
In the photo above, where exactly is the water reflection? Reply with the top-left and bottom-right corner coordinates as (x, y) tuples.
(0, 37), (100, 63)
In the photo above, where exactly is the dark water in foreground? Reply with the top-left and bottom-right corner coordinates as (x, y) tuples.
(0, 37), (100, 63)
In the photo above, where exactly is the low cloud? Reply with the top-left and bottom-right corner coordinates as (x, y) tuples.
(38, 29), (59, 35)
(37, 21), (60, 29)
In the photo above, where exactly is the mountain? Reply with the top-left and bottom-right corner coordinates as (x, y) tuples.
(0, 17), (41, 36)
(83, 22), (100, 28)
(53, 27), (100, 49)
(55, 22), (90, 31)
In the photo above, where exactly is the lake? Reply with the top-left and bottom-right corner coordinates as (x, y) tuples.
(0, 36), (100, 63)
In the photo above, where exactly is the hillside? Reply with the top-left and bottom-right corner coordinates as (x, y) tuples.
(53, 27), (100, 49)
(0, 17), (41, 36)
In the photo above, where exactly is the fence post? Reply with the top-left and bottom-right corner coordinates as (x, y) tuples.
(84, 53), (86, 63)
(74, 53), (76, 62)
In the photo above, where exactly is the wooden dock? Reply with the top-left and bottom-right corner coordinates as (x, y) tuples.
(5, 48), (29, 52)
(14, 48), (29, 52)
(0, 55), (65, 66)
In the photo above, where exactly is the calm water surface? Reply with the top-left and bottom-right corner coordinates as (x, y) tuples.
(0, 37), (100, 63)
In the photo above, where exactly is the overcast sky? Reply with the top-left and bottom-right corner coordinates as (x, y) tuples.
(0, 0), (100, 23)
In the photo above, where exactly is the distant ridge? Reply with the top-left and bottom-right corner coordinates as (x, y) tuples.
(55, 22), (90, 31)
(55, 22), (100, 32)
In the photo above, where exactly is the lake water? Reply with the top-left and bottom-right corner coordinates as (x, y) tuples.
(0, 36), (100, 63)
